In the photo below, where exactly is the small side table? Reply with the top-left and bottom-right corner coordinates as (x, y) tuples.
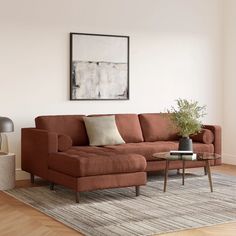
(0, 153), (15, 190)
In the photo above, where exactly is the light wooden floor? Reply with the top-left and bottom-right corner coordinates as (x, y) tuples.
(0, 164), (235, 236)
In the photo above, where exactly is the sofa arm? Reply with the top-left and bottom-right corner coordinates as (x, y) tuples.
(203, 125), (221, 155)
(21, 128), (58, 179)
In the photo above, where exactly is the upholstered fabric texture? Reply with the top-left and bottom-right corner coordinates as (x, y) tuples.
(203, 125), (221, 155)
(83, 116), (125, 146)
(48, 151), (146, 177)
(105, 141), (214, 161)
(48, 170), (146, 192)
(191, 128), (214, 144)
(35, 115), (89, 146)
(21, 128), (58, 180)
(139, 113), (179, 142)
(115, 114), (144, 143)
(58, 134), (72, 151)
(47, 141), (214, 178)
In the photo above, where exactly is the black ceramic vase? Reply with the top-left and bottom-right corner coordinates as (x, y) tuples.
(178, 137), (193, 151)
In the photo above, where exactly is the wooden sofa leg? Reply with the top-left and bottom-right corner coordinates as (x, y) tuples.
(30, 174), (34, 184)
(177, 169), (180, 175)
(76, 192), (80, 203)
(135, 186), (140, 196)
(50, 183), (54, 190)
(204, 166), (207, 175)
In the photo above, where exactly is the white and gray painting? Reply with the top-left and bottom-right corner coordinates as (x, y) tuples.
(71, 34), (128, 100)
(72, 61), (128, 99)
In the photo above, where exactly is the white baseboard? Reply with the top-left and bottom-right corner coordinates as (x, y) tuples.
(223, 153), (236, 165)
(16, 168), (30, 180)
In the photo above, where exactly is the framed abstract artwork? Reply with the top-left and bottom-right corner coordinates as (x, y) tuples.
(70, 33), (129, 100)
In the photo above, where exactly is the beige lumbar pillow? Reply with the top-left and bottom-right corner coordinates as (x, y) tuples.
(83, 116), (125, 146)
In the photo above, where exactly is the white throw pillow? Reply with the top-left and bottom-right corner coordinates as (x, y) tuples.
(83, 116), (125, 146)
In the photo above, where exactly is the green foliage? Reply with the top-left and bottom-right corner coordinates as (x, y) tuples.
(168, 99), (206, 137)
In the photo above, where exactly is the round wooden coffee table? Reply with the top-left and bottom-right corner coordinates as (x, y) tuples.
(152, 152), (220, 192)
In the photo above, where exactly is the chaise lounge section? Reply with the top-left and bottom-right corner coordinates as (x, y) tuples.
(21, 113), (221, 202)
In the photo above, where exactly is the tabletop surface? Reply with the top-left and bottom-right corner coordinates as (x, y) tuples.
(152, 152), (221, 161)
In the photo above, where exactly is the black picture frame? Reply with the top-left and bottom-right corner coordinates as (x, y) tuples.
(70, 32), (129, 101)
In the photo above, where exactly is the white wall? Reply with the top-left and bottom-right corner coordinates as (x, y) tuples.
(223, 0), (236, 165)
(0, 0), (223, 179)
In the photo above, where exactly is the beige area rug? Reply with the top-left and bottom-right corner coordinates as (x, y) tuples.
(5, 173), (236, 236)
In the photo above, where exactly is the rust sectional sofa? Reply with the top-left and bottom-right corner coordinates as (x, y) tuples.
(21, 113), (221, 202)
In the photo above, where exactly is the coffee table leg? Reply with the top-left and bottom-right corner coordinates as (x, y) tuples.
(164, 160), (169, 192)
(182, 160), (185, 185)
(206, 160), (213, 192)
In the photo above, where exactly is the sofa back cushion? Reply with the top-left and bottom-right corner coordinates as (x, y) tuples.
(89, 114), (144, 143)
(139, 113), (179, 141)
(58, 134), (73, 151)
(35, 115), (89, 146)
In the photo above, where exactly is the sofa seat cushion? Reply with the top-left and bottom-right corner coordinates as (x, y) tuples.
(105, 142), (214, 161)
(48, 151), (146, 178)
(105, 142), (179, 161)
(193, 142), (214, 154)
(68, 146), (112, 153)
